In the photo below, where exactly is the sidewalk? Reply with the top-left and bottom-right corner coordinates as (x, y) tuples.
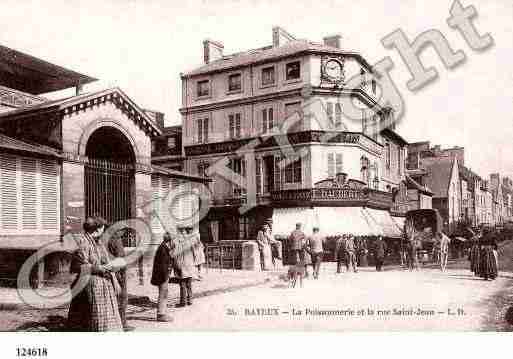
(0, 267), (279, 311)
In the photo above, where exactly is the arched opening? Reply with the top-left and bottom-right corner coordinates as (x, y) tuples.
(85, 126), (135, 229)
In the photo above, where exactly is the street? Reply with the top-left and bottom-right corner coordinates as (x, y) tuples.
(129, 265), (513, 331)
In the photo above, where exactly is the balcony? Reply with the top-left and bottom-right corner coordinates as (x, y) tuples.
(270, 187), (394, 209)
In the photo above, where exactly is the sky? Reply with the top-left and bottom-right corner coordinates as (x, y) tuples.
(1, 0), (512, 179)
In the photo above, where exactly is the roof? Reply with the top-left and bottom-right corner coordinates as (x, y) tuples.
(422, 158), (455, 198)
(0, 87), (162, 137)
(151, 165), (210, 183)
(182, 39), (372, 78)
(381, 128), (408, 146)
(0, 133), (62, 158)
(0, 44), (96, 94)
(162, 125), (182, 136)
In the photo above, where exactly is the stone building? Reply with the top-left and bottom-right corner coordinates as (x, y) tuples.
(0, 44), (207, 285)
(180, 27), (408, 267)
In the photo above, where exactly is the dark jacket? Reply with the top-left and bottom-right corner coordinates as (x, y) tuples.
(289, 229), (306, 251)
(107, 235), (127, 289)
(151, 241), (172, 286)
(375, 240), (387, 259)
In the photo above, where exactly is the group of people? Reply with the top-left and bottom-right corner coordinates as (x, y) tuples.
(283, 222), (391, 278)
(67, 216), (206, 331)
(469, 229), (499, 280)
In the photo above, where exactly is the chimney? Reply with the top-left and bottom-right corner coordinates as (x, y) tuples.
(272, 26), (296, 47)
(323, 34), (342, 48)
(203, 39), (224, 64)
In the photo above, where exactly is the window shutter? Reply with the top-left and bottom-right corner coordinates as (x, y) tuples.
(268, 108), (274, 130)
(236, 113), (241, 138)
(197, 119), (203, 143)
(262, 109), (267, 132)
(327, 153), (335, 178)
(229, 114), (234, 138)
(203, 118), (209, 142)
(326, 102), (333, 125)
(40, 159), (59, 231)
(274, 156), (281, 190)
(0, 153), (18, 230)
(21, 157), (37, 230)
(335, 103), (342, 127)
(255, 158), (262, 195)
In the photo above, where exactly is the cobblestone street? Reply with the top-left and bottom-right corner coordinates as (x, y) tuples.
(128, 265), (513, 331)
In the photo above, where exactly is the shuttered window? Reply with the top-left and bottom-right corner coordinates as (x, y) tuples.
(0, 154), (60, 234)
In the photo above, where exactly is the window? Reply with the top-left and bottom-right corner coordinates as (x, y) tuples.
(197, 118), (209, 143)
(261, 66), (275, 86)
(197, 80), (210, 97)
(167, 137), (176, 149)
(285, 61), (300, 80)
(229, 113), (241, 139)
(327, 153), (343, 178)
(229, 157), (246, 196)
(255, 158), (262, 195)
(239, 215), (250, 240)
(284, 102), (302, 132)
(385, 142), (391, 169)
(284, 158), (301, 183)
(361, 156), (370, 186)
(228, 73), (241, 92)
(397, 147), (402, 176)
(197, 162), (209, 177)
(151, 141), (156, 153)
(262, 108), (274, 133)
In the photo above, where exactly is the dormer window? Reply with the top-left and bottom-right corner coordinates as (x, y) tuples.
(262, 66), (275, 86)
(228, 73), (242, 92)
(285, 61), (300, 80)
(197, 80), (210, 97)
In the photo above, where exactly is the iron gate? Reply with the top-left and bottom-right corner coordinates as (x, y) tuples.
(85, 158), (135, 246)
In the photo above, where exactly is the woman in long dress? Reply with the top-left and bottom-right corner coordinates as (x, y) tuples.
(256, 223), (277, 271)
(469, 235), (481, 275)
(478, 234), (498, 280)
(187, 227), (206, 279)
(68, 217), (123, 331)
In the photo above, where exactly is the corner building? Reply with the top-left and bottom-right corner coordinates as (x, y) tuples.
(181, 28), (409, 264)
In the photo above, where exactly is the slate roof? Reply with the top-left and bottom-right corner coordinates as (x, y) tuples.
(182, 39), (372, 77)
(0, 133), (62, 158)
(422, 158), (455, 198)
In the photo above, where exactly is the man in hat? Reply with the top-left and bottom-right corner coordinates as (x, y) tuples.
(288, 223), (306, 265)
(307, 227), (325, 279)
(334, 235), (347, 274)
(150, 232), (174, 322)
(345, 234), (357, 273)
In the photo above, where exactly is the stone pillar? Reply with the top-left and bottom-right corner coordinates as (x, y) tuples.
(241, 241), (261, 271)
(61, 161), (86, 232)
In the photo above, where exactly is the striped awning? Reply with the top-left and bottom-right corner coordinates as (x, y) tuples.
(363, 208), (403, 238)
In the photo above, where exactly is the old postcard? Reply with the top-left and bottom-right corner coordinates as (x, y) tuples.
(0, 1), (512, 351)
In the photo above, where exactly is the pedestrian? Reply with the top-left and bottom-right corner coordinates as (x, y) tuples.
(172, 226), (196, 307)
(357, 237), (369, 267)
(186, 226), (205, 280)
(469, 232), (481, 276)
(307, 227), (325, 279)
(374, 236), (387, 272)
(256, 222), (278, 271)
(438, 232), (451, 272)
(406, 236), (418, 271)
(150, 231), (174, 322)
(67, 216), (123, 331)
(288, 223), (306, 265)
(105, 226), (134, 331)
(478, 232), (498, 280)
(334, 235), (347, 273)
(345, 234), (357, 273)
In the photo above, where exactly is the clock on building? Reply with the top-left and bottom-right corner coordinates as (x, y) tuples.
(321, 57), (344, 84)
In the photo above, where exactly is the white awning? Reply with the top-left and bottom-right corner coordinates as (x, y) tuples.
(315, 207), (379, 237)
(363, 208), (403, 238)
(272, 206), (379, 238)
(272, 207), (318, 237)
(391, 216), (405, 233)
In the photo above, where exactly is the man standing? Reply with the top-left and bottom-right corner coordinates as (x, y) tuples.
(307, 227), (325, 279)
(334, 235), (347, 274)
(374, 236), (387, 272)
(439, 232), (451, 272)
(150, 232), (174, 322)
(345, 234), (357, 273)
(288, 223), (306, 265)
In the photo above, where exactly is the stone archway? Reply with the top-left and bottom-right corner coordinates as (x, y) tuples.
(84, 126), (136, 225)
